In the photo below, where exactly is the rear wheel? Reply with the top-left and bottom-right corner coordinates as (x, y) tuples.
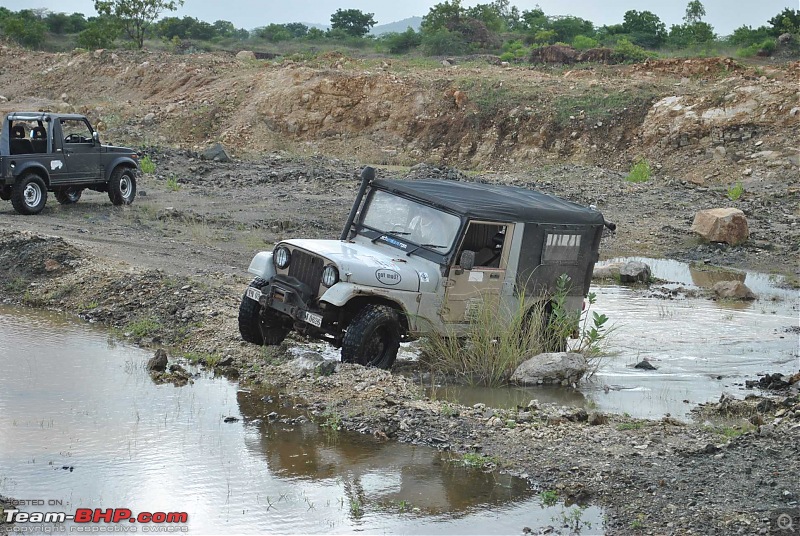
(108, 167), (136, 205)
(54, 187), (83, 205)
(238, 279), (289, 345)
(0, 186), (11, 201)
(11, 173), (47, 215)
(341, 305), (401, 369)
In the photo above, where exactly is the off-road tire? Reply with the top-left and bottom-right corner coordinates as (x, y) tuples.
(238, 278), (289, 346)
(108, 167), (136, 205)
(341, 305), (401, 369)
(0, 187), (11, 201)
(54, 187), (83, 205)
(11, 173), (47, 215)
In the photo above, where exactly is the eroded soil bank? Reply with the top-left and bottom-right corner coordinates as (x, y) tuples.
(0, 150), (798, 534)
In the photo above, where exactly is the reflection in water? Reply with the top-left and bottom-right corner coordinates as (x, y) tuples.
(423, 383), (587, 410)
(237, 390), (530, 516)
(0, 305), (605, 534)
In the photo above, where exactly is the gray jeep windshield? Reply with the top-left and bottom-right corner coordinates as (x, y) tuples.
(361, 190), (461, 252)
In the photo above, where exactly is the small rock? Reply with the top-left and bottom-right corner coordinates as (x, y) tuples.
(223, 416), (239, 423)
(142, 112), (156, 125)
(201, 142), (230, 162)
(634, 359), (658, 370)
(235, 50), (256, 61)
(619, 261), (651, 283)
(511, 353), (588, 386)
(147, 349), (168, 372)
(588, 412), (608, 425)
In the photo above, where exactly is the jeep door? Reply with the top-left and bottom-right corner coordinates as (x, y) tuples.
(441, 222), (515, 323)
(57, 118), (102, 183)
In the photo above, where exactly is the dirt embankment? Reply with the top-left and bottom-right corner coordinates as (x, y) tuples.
(0, 47), (797, 184)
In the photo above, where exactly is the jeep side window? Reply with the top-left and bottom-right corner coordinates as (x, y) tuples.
(61, 119), (93, 144)
(456, 222), (507, 268)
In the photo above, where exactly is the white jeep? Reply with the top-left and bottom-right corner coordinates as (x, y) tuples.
(239, 167), (614, 369)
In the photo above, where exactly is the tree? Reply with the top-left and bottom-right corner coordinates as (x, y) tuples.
(212, 20), (235, 38)
(421, 0), (463, 32)
(94, 0), (184, 49)
(380, 27), (421, 54)
(77, 15), (120, 48)
(256, 23), (292, 42)
(683, 0), (706, 24)
(768, 8), (800, 36)
(2, 12), (48, 48)
(550, 16), (594, 43)
(329, 8), (375, 38)
(465, 3), (505, 33)
(622, 10), (666, 48)
(283, 23), (308, 38)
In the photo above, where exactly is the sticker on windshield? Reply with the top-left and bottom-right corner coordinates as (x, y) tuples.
(376, 269), (402, 286)
(379, 235), (407, 250)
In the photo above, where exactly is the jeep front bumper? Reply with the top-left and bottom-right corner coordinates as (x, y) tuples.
(249, 278), (325, 330)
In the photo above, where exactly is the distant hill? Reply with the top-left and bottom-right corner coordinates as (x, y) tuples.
(371, 17), (422, 36)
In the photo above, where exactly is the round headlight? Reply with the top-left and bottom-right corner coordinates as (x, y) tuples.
(322, 265), (339, 287)
(274, 246), (291, 269)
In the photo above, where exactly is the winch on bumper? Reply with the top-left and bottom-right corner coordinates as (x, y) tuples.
(248, 275), (327, 333)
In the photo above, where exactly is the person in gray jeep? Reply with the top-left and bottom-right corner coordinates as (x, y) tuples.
(0, 112), (139, 215)
(239, 167), (614, 369)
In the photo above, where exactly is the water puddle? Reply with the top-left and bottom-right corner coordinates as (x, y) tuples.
(426, 258), (798, 420)
(0, 305), (604, 534)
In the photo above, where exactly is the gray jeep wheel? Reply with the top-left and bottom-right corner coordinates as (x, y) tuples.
(341, 305), (400, 369)
(238, 278), (289, 346)
(55, 187), (83, 205)
(11, 173), (47, 215)
(108, 167), (136, 205)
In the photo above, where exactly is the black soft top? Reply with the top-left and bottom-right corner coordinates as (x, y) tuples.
(373, 179), (604, 225)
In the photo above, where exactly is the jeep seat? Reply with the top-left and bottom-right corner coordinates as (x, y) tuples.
(10, 125), (33, 155)
(31, 127), (47, 153)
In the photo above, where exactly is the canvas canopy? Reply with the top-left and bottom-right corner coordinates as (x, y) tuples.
(372, 178), (604, 226)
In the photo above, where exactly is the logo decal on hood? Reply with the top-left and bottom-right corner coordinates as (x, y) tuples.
(376, 269), (402, 286)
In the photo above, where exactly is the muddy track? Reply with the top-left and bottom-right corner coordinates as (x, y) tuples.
(1, 150), (798, 534)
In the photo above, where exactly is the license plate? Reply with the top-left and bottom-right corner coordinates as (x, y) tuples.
(304, 311), (323, 328)
(245, 286), (262, 301)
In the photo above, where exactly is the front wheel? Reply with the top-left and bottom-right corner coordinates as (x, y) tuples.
(11, 173), (47, 215)
(54, 187), (83, 205)
(238, 279), (289, 346)
(108, 168), (136, 205)
(341, 305), (401, 369)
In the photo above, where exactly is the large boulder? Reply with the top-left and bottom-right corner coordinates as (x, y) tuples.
(691, 208), (749, 245)
(712, 280), (756, 300)
(511, 352), (588, 386)
(619, 261), (651, 283)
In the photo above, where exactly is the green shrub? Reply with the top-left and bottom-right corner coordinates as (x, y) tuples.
(613, 38), (655, 62)
(572, 35), (599, 50)
(166, 175), (180, 192)
(727, 181), (744, 200)
(420, 28), (470, 56)
(140, 155), (156, 174)
(626, 158), (651, 183)
(380, 27), (421, 54)
(736, 38), (777, 58)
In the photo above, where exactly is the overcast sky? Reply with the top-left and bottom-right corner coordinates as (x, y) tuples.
(4, 0), (795, 35)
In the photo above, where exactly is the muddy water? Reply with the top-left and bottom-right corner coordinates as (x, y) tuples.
(0, 306), (603, 534)
(431, 258), (798, 419)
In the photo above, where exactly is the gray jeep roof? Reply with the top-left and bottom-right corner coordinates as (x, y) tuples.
(373, 179), (605, 226)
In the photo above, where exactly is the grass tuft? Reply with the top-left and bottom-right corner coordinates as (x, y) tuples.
(626, 158), (651, 183)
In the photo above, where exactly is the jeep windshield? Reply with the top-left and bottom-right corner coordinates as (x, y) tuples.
(359, 190), (461, 253)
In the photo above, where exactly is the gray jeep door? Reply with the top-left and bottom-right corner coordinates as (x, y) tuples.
(59, 118), (102, 183)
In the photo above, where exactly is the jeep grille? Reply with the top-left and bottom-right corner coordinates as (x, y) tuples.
(288, 249), (324, 294)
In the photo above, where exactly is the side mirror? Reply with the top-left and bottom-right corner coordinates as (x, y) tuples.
(92, 131), (99, 144)
(460, 250), (475, 271)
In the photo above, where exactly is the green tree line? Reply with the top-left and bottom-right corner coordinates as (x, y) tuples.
(0, 0), (796, 60)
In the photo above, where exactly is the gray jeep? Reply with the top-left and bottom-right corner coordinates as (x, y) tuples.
(0, 112), (140, 215)
(239, 167), (614, 369)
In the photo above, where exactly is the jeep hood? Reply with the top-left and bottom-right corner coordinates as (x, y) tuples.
(283, 239), (427, 292)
